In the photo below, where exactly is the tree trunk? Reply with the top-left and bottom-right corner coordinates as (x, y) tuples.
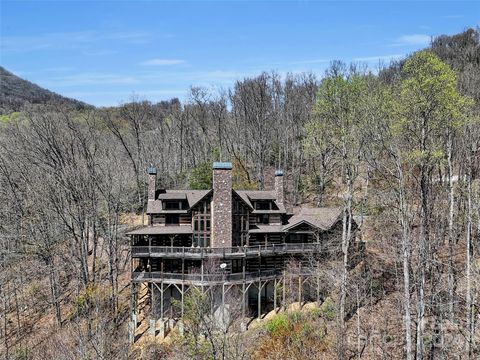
(447, 132), (455, 321)
(395, 153), (413, 360)
(465, 146), (473, 358)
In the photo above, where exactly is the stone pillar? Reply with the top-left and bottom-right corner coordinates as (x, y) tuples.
(168, 318), (176, 331)
(211, 162), (232, 248)
(147, 165), (157, 201)
(128, 321), (135, 344)
(177, 320), (184, 336)
(149, 319), (156, 336)
(274, 170), (284, 206)
(159, 319), (166, 338)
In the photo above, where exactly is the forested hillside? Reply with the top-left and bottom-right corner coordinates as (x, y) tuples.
(0, 28), (479, 359)
(0, 67), (91, 114)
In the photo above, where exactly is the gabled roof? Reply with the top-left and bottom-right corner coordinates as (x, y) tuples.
(234, 190), (285, 213)
(146, 189), (211, 214)
(233, 190), (254, 209)
(283, 207), (343, 232)
(186, 190), (212, 209)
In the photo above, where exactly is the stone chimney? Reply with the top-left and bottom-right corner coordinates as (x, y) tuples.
(211, 162), (232, 248)
(274, 169), (284, 205)
(147, 165), (157, 201)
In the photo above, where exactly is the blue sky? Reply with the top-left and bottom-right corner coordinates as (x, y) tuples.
(1, 1), (479, 107)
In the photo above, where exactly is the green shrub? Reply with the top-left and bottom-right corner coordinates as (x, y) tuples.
(318, 297), (336, 321)
(288, 311), (303, 324)
(309, 307), (321, 318)
(265, 313), (289, 336)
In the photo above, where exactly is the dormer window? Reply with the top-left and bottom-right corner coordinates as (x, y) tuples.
(255, 201), (270, 210)
(164, 201), (180, 210)
(163, 200), (188, 210)
(254, 200), (278, 210)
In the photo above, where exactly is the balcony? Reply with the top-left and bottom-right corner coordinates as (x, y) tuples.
(132, 269), (282, 285)
(131, 242), (335, 259)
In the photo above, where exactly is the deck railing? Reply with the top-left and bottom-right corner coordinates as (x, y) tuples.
(131, 242), (335, 258)
(132, 269), (281, 283)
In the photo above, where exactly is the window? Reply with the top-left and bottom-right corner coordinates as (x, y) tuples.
(165, 214), (179, 225)
(257, 214), (269, 224)
(164, 201), (180, 210)
(255, 201), (270, 210)
(232, 259), (243, 273)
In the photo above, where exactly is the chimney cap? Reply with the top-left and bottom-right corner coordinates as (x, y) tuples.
(147, 165), (157, 175)
(275, 169), (284, 177)
(213, 162), (232, 170)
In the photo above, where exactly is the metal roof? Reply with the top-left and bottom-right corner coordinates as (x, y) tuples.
(147, 166), (157, 175)
(213, 162), (232, 170)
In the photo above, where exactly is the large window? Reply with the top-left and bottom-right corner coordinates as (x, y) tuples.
(192, 199), (211, 247)
(233, 197), (249, 246)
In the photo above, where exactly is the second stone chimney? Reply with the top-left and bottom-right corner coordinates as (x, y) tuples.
(274, 169), (284, 206)
(147, 165), (157, 201)
(211, 162), (232, 248)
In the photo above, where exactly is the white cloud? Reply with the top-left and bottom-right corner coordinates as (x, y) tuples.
(140, 59), (186, 66)
(393, 34), (431, 47)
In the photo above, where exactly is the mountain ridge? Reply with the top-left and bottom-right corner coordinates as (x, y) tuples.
(0, 66), (92, 114)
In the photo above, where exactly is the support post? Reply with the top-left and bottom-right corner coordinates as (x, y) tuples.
(149, 282), (156, 336)
(201, 260), (204, 291)
(132, 283), (138, 327)
(317, 260), (321, 306)
(274, 278), (277, 311)
(257, 280), (262, 319)
(157, 283), (166, 338)
(128, 321), (135, 344)
(298, 262), (302, 306)
(179, 282), (185, 336)
(298, 274), (302, 306)
(181, 283), (185, 319)
(242, 282), (246, 319)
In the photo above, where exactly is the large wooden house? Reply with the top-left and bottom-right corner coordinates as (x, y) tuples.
(128, 162), (363, 340)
